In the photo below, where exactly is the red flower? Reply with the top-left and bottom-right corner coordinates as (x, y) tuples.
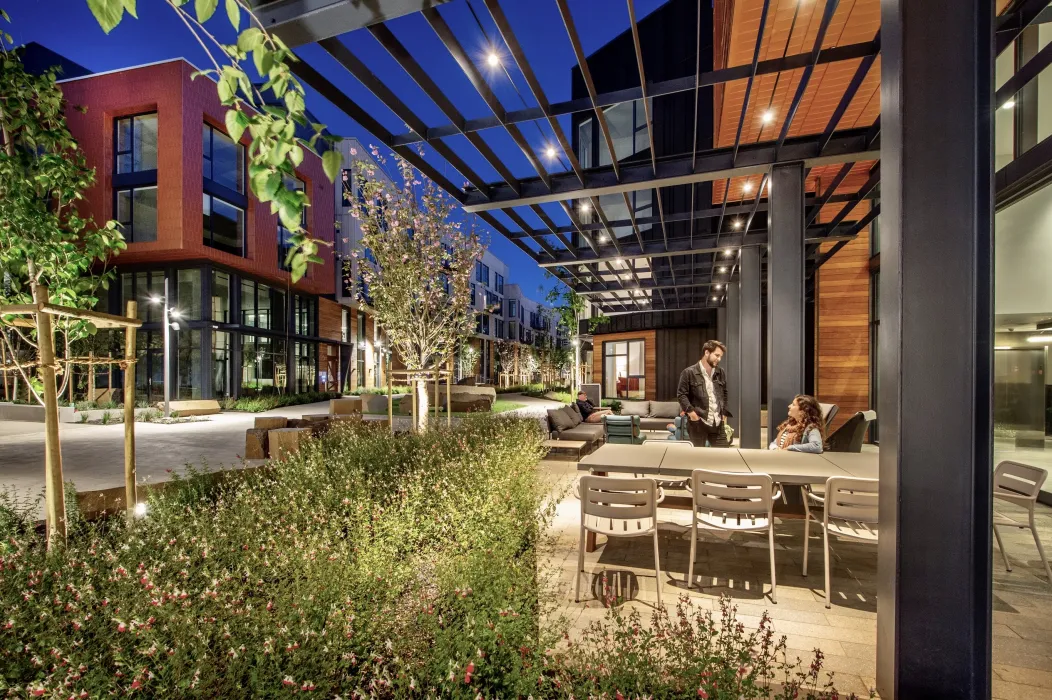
(698, 689), (708, 699)
(117, 622), (127, 633)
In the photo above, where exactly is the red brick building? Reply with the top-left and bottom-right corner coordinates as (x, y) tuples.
(60, 58), (382, 400)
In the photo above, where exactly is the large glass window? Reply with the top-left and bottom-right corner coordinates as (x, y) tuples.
(341, 308), (350, 343)
(213, 331), (231, 398)
(278, 176), (306, 272)
(578, 117), (593, 170)
(212, 270), (230, 323)
(115, 113), (157, 174)
(115, 186), (158, 243)
(294, 341), (317, 393)
(494, 273), (504, 294)
(240, 279), (286, 331)
(356, 310), (367, 388)
(203, 123), (245, 193)
(599, 99), (652, 166)
(176, 329), (202, 399)
(603, 339), (645, 400)
(241, 335), (287, 395)
(295, 295), (316, 336)
(203, 194), (245, 256)
(177, 268), (201, 320)
(121, 271), (165, 323)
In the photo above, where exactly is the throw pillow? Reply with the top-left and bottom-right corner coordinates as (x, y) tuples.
(547, 407), (575, 433)
(560, 405), (582, 427)
(621, 400), (650, 417)
(567, 402), (584, 426)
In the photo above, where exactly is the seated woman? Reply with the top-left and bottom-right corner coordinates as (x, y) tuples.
(768, 395), (826, 454)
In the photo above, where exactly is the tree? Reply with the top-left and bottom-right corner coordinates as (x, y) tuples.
(85, 0), (342, 282)
(0, 42), (126, 405)
(519, 346), (539, 383)
(457, 343), (479, 382)
(349, 146), (482, 433)
(545, 285), (604, 395)
(495, 338), (517, 380)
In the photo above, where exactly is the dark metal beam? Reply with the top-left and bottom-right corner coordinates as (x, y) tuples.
(367, 23), (522, 195)
(806, 162), (854, 225)
(732, 0), (773, 165)
(389, 39), (880, 146)
(254, 0), (449, 48)
(996, 0), (1050, 55)
(878, 0), (992, 696)
(812, 204), (880, 267)
(995, 32), (1052, 107)
(421, 6), (552, 190)
(739, 246), (762, 449)
(818, 37), (879, 155)
(462, 128), (879, 211)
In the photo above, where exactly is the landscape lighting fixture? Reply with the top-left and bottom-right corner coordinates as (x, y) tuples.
(134, 502), (148, 517)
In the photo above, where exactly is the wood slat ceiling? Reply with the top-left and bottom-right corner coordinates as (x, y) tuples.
(711, 0), (881, 212)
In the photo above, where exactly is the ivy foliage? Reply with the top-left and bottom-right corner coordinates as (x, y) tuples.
(85, 0), (343, 282)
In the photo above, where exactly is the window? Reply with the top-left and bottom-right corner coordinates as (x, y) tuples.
(508, 298), (518, 317)
(485, 290), (501, 310)
(481, 315), (490, 335)
(599, 99), (652, 166)
(476, 314), (483, 335)
(494, 273), (504, 294)
(578, 117), (593, 170)
(278, 176), (306, 272)
(295, 295), (316, 336)
(115, 113), (157, 174)
(240, 279), (286, 331)
(121, 271), (164, 323)
(211, 270), (230, 323)
(213, 331), (231, 398)
(294, 341), (317, 393)
(356, 310), (366, 388)
(341, 169), (355, 207)
(115, 186), (158, 243)
(603, 339), (646, 400)
(177, 268), (201, 320)
(475, 260), (489, 285)
(176, 329), (202, 399)
(341, 308), (350, 343)
(470, 283), (477, 308)
(241, 335), (287, 394)
(203, 123), (245, 193)
(495, 319), (504, 340)
(203, 194), (245, 256)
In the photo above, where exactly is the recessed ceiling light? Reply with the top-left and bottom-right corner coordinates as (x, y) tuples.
(615, 257), (624, 266)
(742, 182), (754, 194)
(714, 284), (722, 290)
(732, 219), (742, 230)
(711, 296), (718, 301)
(1027, 335), (1052, 343)
(994, 346), (1012, 350)
(579, 202), (591, 213)
(762, 110), (775, 124)
(598, 234), (608, 242)
(1002, 99), (1016, 110)
(545, 146), (557, 159)
(724, 249), (735, 257)
(486, 52), (500, 67)
(719, 266), (727, 273)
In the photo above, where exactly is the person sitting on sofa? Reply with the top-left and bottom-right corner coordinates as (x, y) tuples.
(576, 391), (612, 424)
(768, 394), (826, 454)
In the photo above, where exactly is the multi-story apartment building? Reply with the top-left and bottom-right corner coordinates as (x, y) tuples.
(464, 249), (507, 382)
(57, 56), (372, 401)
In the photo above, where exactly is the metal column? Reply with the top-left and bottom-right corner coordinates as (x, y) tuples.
(739, 246), (762, 449)
(725, 281), (742, 434)
(878, 1), (992, 698)
(766, 161), (806, 433)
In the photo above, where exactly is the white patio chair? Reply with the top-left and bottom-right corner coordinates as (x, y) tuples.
(803, 477), (878, 609)
(687, 469), (780, 603)
(575, 475), (664, 607)
(992, 461), (1052, 584)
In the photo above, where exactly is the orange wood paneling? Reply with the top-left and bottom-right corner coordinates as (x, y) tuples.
(318, 297), (343, 343)
(592, 330), (657, 401)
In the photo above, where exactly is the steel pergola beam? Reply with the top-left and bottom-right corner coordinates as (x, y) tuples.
(388, 40), (879, 147)
(254, 0), (450, 48)
(462, 128), (878, 211)
(818, 34), (879, 155)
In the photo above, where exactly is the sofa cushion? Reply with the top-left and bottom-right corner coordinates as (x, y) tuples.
(567, 402), (584, 425)
(560, 405), (582, 427)
(639, 417), (673, 431)
(547, 407), (576, 433)
(620, 400), (650, 417)
(649, 400), (681, 419)
(557, 424), (605, 442)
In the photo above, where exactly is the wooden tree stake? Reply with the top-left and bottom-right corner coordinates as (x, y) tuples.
(34, 285), (66, 548)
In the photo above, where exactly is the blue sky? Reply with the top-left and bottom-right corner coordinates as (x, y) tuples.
(6, 0), (668, 300)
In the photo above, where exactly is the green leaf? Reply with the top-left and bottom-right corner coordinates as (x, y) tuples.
(121, 0), (137, 18)
(224, 109), (248, 142)
(237, 27), (264, 53)
(86, 0), (125, 34)
(289, 144), (304, 168)
(252, 47), (273, 77)
(322, 149), (341, 183)
(195, 0), (218, 23)
(225, 0), (239, 30)
(284, 90), (305, 114)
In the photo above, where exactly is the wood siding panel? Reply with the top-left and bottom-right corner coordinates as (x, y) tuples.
(816, 226), (871, 433)
(656, 328), (723, 400)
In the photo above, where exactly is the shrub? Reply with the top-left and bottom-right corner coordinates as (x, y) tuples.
(227, 391), (342, 412)
(99, 410), (112, 424)
(346, 385), (413, 396)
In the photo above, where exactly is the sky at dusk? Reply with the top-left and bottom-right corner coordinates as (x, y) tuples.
(5, 0), (672, 303)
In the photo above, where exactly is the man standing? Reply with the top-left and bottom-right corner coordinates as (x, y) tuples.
(676, 340), (732, 447)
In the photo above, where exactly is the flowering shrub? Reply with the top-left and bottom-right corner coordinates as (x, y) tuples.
(0, 416), (858, 698)
(223, 390), (342, 412)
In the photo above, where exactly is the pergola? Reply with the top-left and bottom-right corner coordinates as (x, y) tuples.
(251, 1), (1044, 697)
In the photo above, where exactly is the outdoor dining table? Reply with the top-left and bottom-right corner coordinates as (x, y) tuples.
(576, 441), (873, 551)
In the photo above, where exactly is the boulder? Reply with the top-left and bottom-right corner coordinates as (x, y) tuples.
(268, 427), (311, 460)
(244, 429), (269, 460)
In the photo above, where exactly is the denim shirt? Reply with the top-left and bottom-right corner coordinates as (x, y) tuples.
(768, 426), (824, 454)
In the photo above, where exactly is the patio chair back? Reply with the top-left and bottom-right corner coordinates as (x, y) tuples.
(826, 411), (876, 452)
(604, 414), (645, 444)
(825, 477), (879, 524)
(819, 403), (839, 430)
(994, 461), (1046, 502)
(578, 475), (658, 533)
(581, 383), (601, 406)
(691, 469), (774, 518)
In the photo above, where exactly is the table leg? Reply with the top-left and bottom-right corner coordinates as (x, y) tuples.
(585, 470), (606, 553)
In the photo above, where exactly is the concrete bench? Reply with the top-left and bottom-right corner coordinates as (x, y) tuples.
(544, 439), (587, 461)
(329, 397), (362, 415)
(162, 399), (221, 416)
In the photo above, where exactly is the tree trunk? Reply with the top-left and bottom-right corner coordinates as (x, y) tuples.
(414, 377), (429, 433)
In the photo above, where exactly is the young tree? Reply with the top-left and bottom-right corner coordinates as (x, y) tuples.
(545, 285), (604, 395)
(349, 146), (482, 432)
(0, 43), (126, 405)
(495, 338), (517, 382)
(519, 346), (539, 384)
(457, 343), (480, 382)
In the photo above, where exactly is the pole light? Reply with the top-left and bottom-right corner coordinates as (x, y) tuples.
(147, 277), (182, 418)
